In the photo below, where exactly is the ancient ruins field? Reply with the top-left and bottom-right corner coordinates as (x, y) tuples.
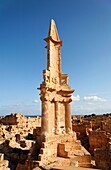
(1, 0), (111, 169)
(1, 19), (111, 170)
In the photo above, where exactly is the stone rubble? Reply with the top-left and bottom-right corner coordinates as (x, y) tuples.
(72, 113), (111, 170)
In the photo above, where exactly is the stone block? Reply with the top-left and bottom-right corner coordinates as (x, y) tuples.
(0, 153), (4, 161)
(57, 143), (68, 158)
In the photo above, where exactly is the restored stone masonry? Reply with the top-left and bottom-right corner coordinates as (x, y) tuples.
(32, 19), (92, 169)
(38, 19), (74, 138)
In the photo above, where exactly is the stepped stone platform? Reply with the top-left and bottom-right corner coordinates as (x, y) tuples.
(26, 134), (92, 169)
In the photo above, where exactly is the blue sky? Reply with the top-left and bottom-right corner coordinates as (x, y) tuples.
(0, 0), (111, 116)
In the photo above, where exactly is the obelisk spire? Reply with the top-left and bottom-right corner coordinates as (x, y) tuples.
(48, 19), (60, 41)
(44, 19), (62, 84)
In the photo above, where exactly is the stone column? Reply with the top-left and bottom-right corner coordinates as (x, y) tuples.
(65, 102), (72, 134)
(55, 101), (60, 134)
(41, 101), (49, 137)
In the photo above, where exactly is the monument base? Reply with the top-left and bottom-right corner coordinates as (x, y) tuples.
(25, 133), (92, 169)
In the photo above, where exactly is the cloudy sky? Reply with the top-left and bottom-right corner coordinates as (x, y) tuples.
(0, 0), (111, 116)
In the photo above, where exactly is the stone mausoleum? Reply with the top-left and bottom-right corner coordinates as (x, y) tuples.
(38, 19), (74, 138)
(26, 19), (92, 170)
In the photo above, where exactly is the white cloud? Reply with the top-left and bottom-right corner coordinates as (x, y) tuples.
(87, 102), (94, 105)
(33, 99), (38, 103)
(83, 95), (107, 102)
(71, 99), (111, 115)
(72, 94), (80, 102)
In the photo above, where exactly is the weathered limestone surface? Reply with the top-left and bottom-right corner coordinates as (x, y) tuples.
(94, 142), (111, 170)
(0, 153), (10, 170)
(72, 114), (111, 169)
(72, 122), (91, 151)
(0, 113), (41, 127)
(72, 114), (111, 156)
(102, 119), (111, 132)
(0, 113), (41, 170)
(89, 131), (108, 155)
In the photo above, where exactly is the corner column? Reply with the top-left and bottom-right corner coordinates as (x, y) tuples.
(41, 101), (49, 137)
(55, 101), (60, 134)
(65, 102), (72, 134)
